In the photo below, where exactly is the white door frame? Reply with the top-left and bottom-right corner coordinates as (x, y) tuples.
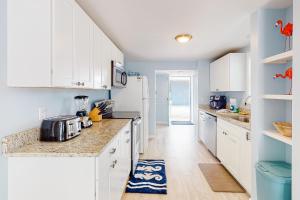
(154, 70), (199, 128)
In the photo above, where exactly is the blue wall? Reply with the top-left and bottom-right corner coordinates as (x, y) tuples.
(170, 79), (190, 105)
(125, 60), (211, 135)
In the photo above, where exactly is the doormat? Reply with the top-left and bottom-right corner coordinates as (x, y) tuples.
(171, 121), (194, 125)
(126, 160), (167, 194)
(199, 163), (245, 193)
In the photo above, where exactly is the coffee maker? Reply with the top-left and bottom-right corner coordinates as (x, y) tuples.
(209, 95), (227, 110)
(74, 95), (93, 128)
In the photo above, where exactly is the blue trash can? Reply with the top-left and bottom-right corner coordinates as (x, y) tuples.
(256, 161), (291, 200)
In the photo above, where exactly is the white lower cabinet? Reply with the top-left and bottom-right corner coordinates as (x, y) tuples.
(217, 119), (252, 194)
(8, 122), (131, 200)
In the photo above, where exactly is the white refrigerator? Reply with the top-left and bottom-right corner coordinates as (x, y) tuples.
(111, 76), (149, 153)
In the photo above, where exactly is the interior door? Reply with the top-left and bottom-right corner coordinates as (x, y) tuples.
(155, 74), (170, 125)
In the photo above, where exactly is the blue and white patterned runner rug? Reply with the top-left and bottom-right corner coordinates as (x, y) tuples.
(126, 159), (167, 194)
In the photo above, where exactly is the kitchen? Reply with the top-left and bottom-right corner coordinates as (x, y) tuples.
(0, 0), (299, 200)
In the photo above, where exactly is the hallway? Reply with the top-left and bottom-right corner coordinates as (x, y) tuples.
(122, 125), (249, 200)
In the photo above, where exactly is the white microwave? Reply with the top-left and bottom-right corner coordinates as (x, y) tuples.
(112, 61), (127, 88)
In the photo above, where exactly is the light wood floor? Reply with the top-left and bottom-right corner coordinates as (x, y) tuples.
(122, 124), (250, 200)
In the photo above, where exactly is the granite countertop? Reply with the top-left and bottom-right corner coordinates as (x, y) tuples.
(2, 119), (131, 157)
(199, 105), (251, 130)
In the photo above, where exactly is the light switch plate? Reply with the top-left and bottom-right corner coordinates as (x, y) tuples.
(38, 107), (47, 121)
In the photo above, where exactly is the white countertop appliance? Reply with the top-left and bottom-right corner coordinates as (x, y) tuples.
(111, 76), (149, 154)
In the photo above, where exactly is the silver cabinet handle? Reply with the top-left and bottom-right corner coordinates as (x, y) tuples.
(81, 82), (85, 86)
(110, 148), (117, 154)
(110, 160), (117, 168)
(103, 85), (107, 89)
(72, 82), (81, 86)
(126, 139), (130, 143)
(246, 132), (251, 141)
(125, 130), (130, 134)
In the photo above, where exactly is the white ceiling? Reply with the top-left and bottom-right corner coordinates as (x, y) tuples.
(77, 0), (291, 61)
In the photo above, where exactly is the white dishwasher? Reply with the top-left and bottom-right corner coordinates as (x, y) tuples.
(199, 112), (217, 156)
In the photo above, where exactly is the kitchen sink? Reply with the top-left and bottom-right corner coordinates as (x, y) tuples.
(230, 115), (250, 123)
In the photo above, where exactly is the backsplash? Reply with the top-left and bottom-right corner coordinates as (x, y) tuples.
(211, 91), (249, 109)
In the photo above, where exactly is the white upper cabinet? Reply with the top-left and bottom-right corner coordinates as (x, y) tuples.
(101, 37), (113, 90)
(93, 25), (104, 89)
(7, 0), (52, 87)
(113, 46), (125, 67)
(210, 53), (247, 92)
(7, 0), (124, 90)
(74, 4), (94, 88)
(52, 0), (75, 87)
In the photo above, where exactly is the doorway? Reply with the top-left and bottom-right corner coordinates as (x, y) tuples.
(155, 70), (198, 126)
(169, 76), (192, 124)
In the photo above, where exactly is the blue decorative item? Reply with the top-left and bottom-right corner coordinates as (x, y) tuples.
(126, 160), (167, 194)
(127, 71), (141, 76)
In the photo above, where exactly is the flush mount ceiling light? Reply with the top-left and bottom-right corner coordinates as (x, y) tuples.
(175, 34), (193, 43)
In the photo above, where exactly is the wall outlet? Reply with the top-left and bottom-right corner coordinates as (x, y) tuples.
(38, 107), (47, 121)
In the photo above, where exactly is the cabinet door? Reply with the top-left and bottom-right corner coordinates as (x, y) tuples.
(209, 61), (217, 91)
(119, 50), (125, 66)
(109, 137), (123, 200)
(7, 0), (51, 87)
(101, 36), (112, 90)
(74, 4), (94, 88)
(52, 0), (75, 87)
(93, 25), (104, 89)
(115, 48), (124, 66)
(217, 126), (226, 162)
(239, 130), (252, 193)
(225, 131), (240, 177)
(96, 148), (110, 200)
(216, 55), (230, 91)
(120, 124), (131, 180)
(229, 53), (247, 91)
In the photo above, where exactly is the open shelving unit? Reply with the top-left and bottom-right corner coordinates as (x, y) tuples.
(263, 94), (293, 100)
(263, 50), (293, 64)
(251, 3), (294, 199)
(263, 130), (292, 145)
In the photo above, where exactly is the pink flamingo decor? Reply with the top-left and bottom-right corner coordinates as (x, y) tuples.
(273, 67), (293, 95)
(275, 19), (293, 50)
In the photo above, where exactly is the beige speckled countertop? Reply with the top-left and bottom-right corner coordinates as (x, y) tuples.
(2, 119), (131, 157)
(199, 105), (251, 130)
